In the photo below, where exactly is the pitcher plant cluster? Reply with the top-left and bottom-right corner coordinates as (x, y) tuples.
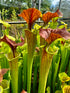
(0, 8), (70, 93)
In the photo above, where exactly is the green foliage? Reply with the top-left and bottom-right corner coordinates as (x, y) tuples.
(59, 21), (67, 29)
(0, 8), (70, 93)
(0, 19), (10, 28)
(45, 17), (68, 29)
(1, 9), (5, 20)
(59, 72), (70, 83)
(0, 19), (11, 35)
(55, 90), (62, 93)
(46, 86), (50, 93)
(11, 9), (17, 21)
(1, 8), (9, 20)
(41, 0), (51, 13)
(48, 21), (59, 29)
(0, 42), (11, 54)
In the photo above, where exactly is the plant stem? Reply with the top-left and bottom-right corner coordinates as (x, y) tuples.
(22, 50), (27, 90)
(27, 56), (33, 93)
(59, 45), (68, 72)
(7, 53), (19, 93)
(25, 30), (36, 93)
(9, 57), (18, 93)
(38, 48), (54, 93)
(33, 54), (40, 93)
(52, 53), (60, 93)
(18, 62), (22, 93)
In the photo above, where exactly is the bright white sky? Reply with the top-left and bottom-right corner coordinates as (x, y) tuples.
(52, 0), (60, 6)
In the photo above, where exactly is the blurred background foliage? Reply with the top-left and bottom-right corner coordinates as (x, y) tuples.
(0, 0), (69, 20)
(0, 0), (60, 15)
(0, 0), (70, 37)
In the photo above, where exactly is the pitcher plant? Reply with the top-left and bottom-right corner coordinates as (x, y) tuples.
(38, 9), (70, 93)
(0, 34), (24, 93)
(18, 8), (42, 93)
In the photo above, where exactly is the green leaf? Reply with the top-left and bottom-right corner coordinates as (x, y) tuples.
(0, 19), (10, 28)
(7, 35), (15, 41)
(49, 22), (58, 29)
(53, 17), (60, 22)
(58, 25), (65, 29)
(59, 72), (70, 83)
(55, 90), (62, 93)
(0, 42), (11, 54)
(34, 24), (41, 30)
(46, 86), (50, 93)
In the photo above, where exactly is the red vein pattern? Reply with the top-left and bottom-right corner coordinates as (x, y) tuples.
(18, 8), (42, 30)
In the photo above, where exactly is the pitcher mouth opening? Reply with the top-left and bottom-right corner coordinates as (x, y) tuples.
(5, 52), (20, 62)
(0, 79), (10, 90)
(46, 45), (59, 55)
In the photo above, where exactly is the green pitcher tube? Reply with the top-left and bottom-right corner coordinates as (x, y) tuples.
(38, 47), (58, 93)
(6, 52), (20, 93)
(25, 30), (37, 93)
